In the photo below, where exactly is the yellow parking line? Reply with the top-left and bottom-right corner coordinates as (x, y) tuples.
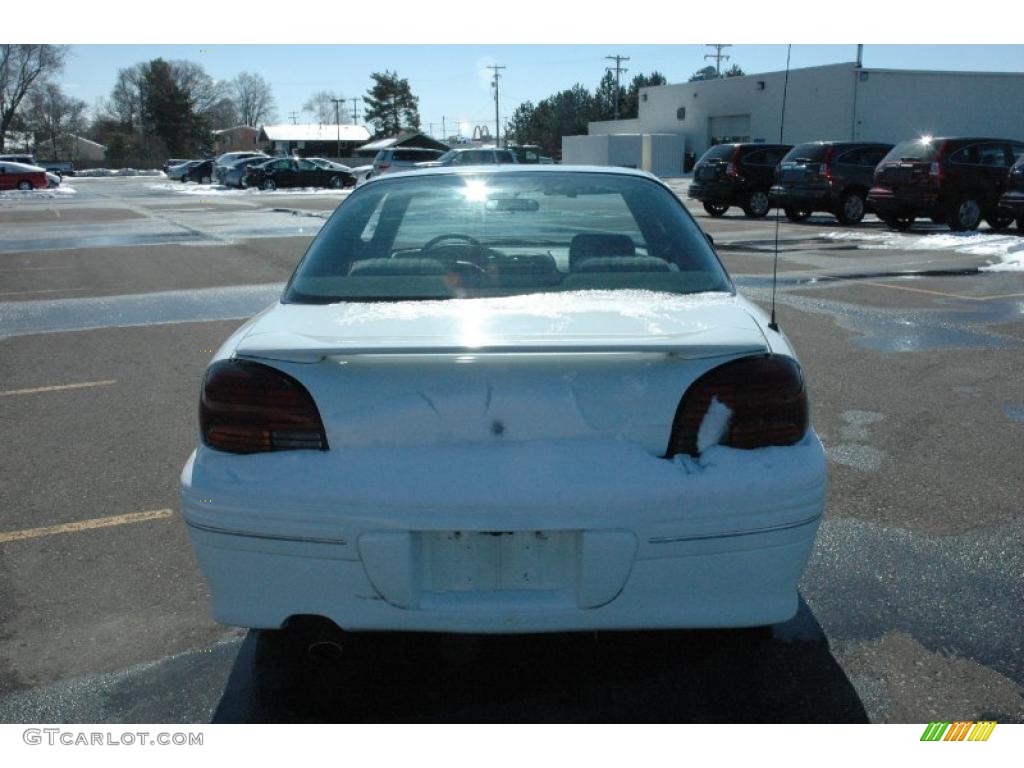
(862, 281), (1024, 301)
(0, 380), (117, 397)
(0, 509), (174, 544)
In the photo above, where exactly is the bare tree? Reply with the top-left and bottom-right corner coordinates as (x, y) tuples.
(0, 44), (68, 150)
(25, 82), (88, 159)
(110, 63), (147, 129)
(303, 90), (347, 124)
(169, 60), (225, 117)
(232, 72), (276, 127)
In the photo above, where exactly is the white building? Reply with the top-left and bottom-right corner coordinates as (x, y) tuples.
(563, 62), (1024, 175)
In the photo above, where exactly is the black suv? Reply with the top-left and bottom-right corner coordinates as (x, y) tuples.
(770, 141), (892, 225)
(997, 155), (1024, 232)
(869, 137), (1024, 231)
(689, 143), (792, 218)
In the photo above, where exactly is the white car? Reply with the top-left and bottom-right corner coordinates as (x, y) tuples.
(181, 165), (825, 635)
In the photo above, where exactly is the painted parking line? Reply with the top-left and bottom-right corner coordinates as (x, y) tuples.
(0, 509), (174, 544)
(0, 287), (91, 297)
(0, 380), (117, 397)
(863, 281), (1024, 301)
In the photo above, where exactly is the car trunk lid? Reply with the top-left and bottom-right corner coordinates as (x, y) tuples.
(233, 292), (770, 455)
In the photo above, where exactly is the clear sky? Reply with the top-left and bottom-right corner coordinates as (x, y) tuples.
(63, 44), (1024, 138)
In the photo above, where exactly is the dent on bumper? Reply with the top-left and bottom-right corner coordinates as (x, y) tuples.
(180, 432), (826, 631)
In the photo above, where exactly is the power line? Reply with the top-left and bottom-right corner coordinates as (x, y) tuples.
(704, 44), (732, 76)
(605, 55), (630, 120)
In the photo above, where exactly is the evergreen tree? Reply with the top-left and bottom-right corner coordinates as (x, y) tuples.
(142, 59), (194, 156)
(363, 71), (420, 137)
(594, 70), (626, 121)
(724, 64), (746, 78)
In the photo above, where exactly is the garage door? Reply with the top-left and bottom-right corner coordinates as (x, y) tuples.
(708, 114), (752, 145)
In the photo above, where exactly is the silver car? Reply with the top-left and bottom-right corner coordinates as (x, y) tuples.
(370, 147), (445, 178)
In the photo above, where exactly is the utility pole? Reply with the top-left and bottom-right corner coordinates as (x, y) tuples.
(442, 116), (446, 141)
(288, 111), (299, 124)
(330, 98), (343, 158)
(605, 54), (630, 120)
(349, 97), (361, 124)
(704, 44), (732, 76)
(487, 64), (506, 147)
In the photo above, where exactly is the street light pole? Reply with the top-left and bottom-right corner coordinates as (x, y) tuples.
(330, 98), (343, 159)
(487, 64), (506, 147)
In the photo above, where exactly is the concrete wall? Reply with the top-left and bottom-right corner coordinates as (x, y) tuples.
(854, 69), (1024, 143)
(637, 63), (856, 158)
(562, 134), (643, 168)
(642, 134), (686, 177)
(588, 119), (642, 136)
(562, 133), (685, 176)
(634, 62), (1024, 159)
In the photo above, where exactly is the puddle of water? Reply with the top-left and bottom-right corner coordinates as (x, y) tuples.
(736, 278), (1024, 352)
(0, 283), (285, 337)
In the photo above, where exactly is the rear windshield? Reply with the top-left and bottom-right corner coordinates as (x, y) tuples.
(698, 145), (736, 162)
(783, 143), (829, 163)
(284, 171), (732, 303)
(882, 139), (940, 163)
(393, 149), (442, 162)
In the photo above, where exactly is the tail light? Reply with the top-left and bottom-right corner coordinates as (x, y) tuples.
(726, 146), (741, 177)
(817, 147), (834, 182)
(378, 163), (391, 171)
(200, 360), (328, 454)
(665, 355), (808, 458)
(929, 141), (946, 184)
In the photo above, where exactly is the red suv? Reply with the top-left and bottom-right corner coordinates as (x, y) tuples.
(869, 137), (1024, 231)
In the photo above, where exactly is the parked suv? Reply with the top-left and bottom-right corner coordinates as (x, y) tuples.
(869, 137), (1024, 231)
(689, 143), (792, 218)
(415, 147), (518, 169)
(997, 155), (1024, 232)
(770, 141), (892, 225)
(369, 147), (445, 178)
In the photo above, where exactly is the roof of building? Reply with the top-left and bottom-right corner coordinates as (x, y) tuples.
(359, 131), (449, 152)
(260, 124), (371, 143)
(213, 125), (259, 135)
(74, 135), (107, 150)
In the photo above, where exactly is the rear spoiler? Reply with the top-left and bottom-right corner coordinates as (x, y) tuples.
(234, 331), (768, 364)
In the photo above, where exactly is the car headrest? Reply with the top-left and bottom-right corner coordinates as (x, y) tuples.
(569, 233), (636, 271)
(572, 256), (672, 273)
(348, 258), (445, 276)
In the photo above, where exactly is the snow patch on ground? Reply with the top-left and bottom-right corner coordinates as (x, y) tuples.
(148, 182), (352, 197)
(821, 229), (1024, 271)
(0, 185), (77, 199)
(75, 168), (165, 177)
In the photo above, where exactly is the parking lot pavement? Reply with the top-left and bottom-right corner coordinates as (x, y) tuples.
(1, 177), (1022, 723)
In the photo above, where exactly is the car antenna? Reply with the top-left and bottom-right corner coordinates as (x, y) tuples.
(769, 44), (792, 333)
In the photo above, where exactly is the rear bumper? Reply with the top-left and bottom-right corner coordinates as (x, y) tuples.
(868, 187), (940, 216)
(769, 184), (836, 209)
(688, 180), (743, 205)
(181, 433), (827, 633)
(998, 191), (1024, 217)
